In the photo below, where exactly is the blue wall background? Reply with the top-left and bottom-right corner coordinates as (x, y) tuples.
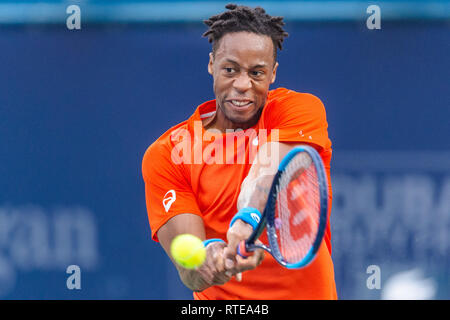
(0, 15), (449, 299)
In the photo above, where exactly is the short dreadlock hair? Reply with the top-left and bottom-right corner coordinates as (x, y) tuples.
(203, 4), (289, 62)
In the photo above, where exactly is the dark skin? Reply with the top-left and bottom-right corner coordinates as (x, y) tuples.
(157, 31), (298, 291)
(204, 31), (278, 131)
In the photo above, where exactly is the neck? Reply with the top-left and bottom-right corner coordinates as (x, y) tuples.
(203, 106), (262, 133)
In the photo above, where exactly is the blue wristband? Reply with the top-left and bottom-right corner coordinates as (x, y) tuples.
(229, 207), (262, 230)
(203, 238), (225, 247)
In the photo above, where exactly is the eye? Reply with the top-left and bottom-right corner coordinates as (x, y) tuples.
(251, 70), (264, 77)
(224, 67), (235, 73)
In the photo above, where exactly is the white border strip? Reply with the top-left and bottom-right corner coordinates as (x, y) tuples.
(0, 1), (449, 24)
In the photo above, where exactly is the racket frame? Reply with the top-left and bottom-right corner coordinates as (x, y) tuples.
(242, 145), (329, 269)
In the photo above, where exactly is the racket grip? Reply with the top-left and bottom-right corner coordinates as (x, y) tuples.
(237, 240), (254, 258)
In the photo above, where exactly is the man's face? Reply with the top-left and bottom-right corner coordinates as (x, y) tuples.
(208, 32), (278, 130)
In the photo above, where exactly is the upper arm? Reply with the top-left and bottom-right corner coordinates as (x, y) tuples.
(142, 142), (203, 242)
(157, 213), (206, 263)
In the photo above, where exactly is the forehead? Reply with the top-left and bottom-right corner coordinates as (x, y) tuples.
(214, 32), (274, 66)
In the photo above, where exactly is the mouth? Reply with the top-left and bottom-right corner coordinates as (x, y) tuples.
(226, 99), (253, 110)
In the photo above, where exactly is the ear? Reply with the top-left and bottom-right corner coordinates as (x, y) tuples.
(208, 52), (214, 75)
(270, 62), (279, 84)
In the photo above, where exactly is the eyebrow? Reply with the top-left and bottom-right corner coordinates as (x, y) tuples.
(224, 59), (268, 69)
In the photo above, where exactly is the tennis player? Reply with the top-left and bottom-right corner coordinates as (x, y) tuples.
(142, 4), (337, 299)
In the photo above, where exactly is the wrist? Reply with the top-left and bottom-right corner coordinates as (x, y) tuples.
(203, 238), (225, 247)
(230, 207), (262, 230)
(178, 265), (208, 292)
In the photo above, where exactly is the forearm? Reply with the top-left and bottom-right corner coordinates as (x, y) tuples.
(177, 267), (210, 292)
(224, 142), (312, 277)
(157, 213), (214, 291)
(237, 171), (275, 212)
(237, 142), (309, 212)
(237, 142), (284, 212)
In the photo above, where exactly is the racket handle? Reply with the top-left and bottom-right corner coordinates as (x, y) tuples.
(237, 240), (254, 258)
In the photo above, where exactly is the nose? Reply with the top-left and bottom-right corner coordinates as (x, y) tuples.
(233, 72), (252, 92)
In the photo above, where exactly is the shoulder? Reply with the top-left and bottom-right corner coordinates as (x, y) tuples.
(267, 87), (325, 111)
(142, 120), (189, 181)
(261, 88), (332, 151)
(263, 88), (327, 124)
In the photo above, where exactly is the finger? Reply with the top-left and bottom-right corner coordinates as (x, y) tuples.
(252, 245), (265, 266)
(204, 243), (233, 286)
(235, 249), (265, 272)
(211, 243), (226, 273)
(235, 255), (256, 271)
(212, 252), (233, 285)
(223, 243), (239, 272)
(226, 220), (253, 254)
(253, 241), (265, 266)
(225, 230), (240, 258)
(213, 271), (232, 285)
(203, 241), (227, 277)
(196, 264), (215, 286)
(224, 270), (242, 281)
(224, 220), (253, 270)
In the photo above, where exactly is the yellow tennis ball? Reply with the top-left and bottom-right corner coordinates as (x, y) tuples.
(170, 234), (206, 269)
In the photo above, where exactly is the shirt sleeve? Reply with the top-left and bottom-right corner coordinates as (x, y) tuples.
(262, 89), (334, 254)
(142, 141), (202, 242)
(263, 90), (332, 151)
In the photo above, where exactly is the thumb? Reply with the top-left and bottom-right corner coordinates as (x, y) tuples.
(225, 223), (245, 258)
(223, 242), (238, 271)
(224, 220), (254, 269)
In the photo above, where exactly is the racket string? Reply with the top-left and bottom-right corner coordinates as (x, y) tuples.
(274, 154), (321, 263)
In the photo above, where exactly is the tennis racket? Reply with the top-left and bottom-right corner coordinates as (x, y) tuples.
(237, 145), (329, 269)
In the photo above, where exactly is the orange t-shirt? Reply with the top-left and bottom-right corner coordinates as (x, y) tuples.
(142, 87), (337, 300)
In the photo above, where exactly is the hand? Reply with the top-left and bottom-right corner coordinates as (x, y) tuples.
(178, 240), (232, 292)
(223, 220), (265, 278)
